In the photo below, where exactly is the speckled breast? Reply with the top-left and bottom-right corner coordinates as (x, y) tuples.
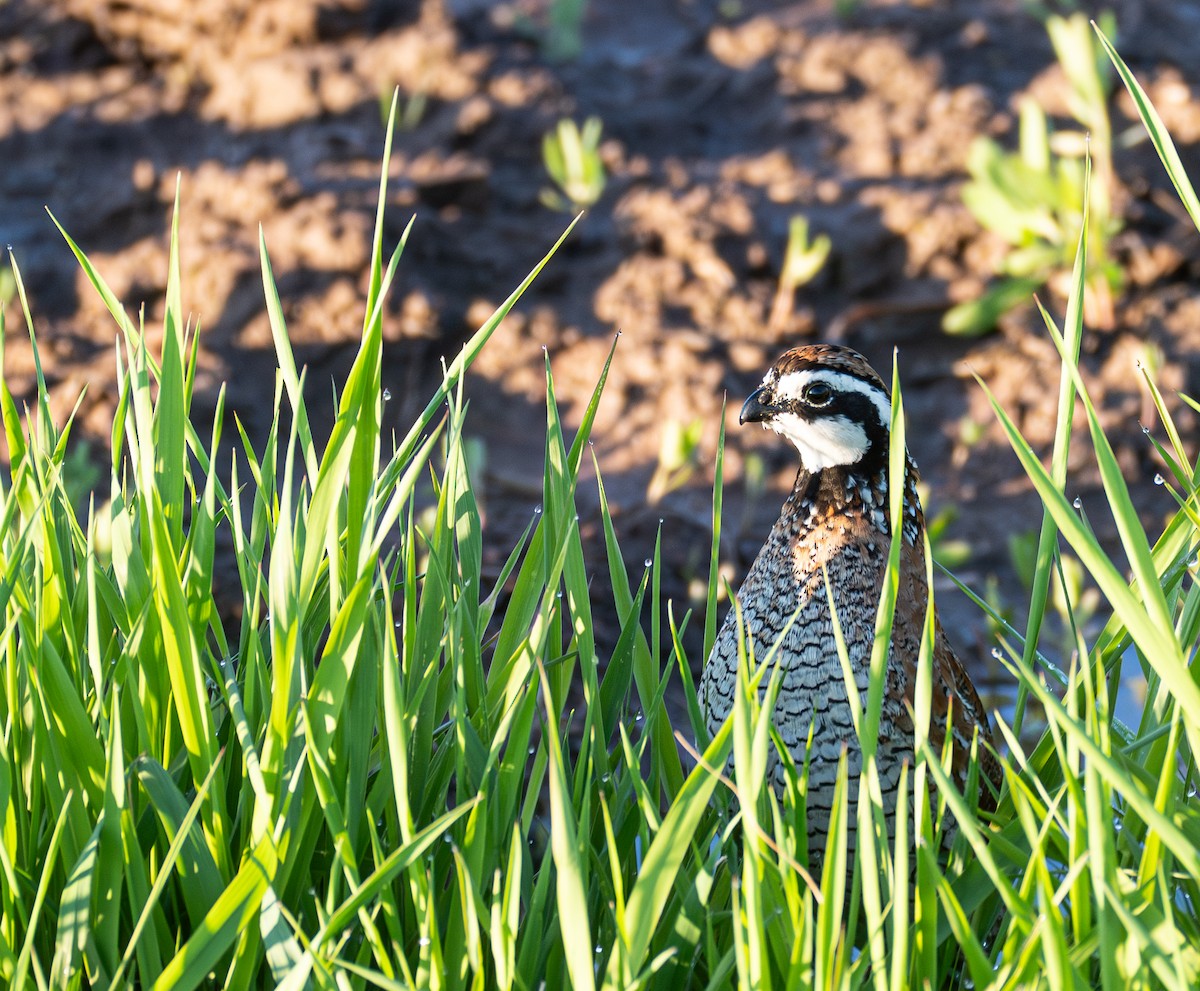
(699, 493), (916, 860)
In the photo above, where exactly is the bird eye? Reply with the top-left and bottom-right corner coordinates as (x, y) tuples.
(802, 381), (834, 407)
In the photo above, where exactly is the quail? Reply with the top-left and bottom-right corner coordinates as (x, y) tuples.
(700, 344), (1001, 865)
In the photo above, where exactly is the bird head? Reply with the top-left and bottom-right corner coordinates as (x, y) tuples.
(740, 344), (893, 473)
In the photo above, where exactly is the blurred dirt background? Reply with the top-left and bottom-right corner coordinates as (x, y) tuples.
(3, 0), (1200, 716)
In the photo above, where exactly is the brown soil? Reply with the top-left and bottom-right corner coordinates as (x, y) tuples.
(4, 0), (1200, 719)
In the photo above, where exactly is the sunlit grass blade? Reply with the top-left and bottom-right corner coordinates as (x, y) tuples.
(1095, 24), (1200, 232)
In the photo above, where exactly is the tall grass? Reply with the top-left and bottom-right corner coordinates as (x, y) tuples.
(2, 33), (1200, 988)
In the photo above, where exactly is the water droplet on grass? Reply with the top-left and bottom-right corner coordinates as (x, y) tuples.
(1073, 496), (1082, 510)
(1154, 473), (1165, 485)
(991, 647), (1003, 660)
(382, 388), (392, 402)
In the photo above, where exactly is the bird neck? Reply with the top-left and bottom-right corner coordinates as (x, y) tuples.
(784, 457), (922, 543)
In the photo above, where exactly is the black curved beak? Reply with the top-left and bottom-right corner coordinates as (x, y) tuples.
(739, 386), (775, 425)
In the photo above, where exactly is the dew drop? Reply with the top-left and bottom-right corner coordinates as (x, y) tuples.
(644, 558), (652, 568)
(991, 647), (1003, 660)
(528, 745), (536, 755)
(1141, 424), (1151, 435)
(1073, 496), (1082, 510)
(418, 936), (431, 947)
(382, 388), (392, 402)
(1154, 473), (1165, 485)
(595, 945), (603, 955)
(635, 711), (644, 722)
(658, 518), (664, 525)
(533, 505), (543, 515)
(556, 590), (563, 599)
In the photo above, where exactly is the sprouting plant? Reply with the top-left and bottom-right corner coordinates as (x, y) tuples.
(540, 116), (606, 213)
(767, 214), (831, 332)
(377, 83), (428, 132)
(544, 0), (587, 62)
(945, 12), (1122, 336)
(921, 490), (972, 569)
(648, 416), (705, 502)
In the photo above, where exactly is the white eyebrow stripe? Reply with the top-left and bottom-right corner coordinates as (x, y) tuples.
(773, 368), (891, 428)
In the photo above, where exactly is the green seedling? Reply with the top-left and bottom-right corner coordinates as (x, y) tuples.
(945, 12), (1122, 335)
(648, 415), (705, 502)
(544, 0), (587, 62)
(768, 214), (832, 331)
(922, 495), (972, 570)
(540, 115), (606, 212)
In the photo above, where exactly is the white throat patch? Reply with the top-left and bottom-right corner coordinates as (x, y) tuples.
(762, 368), (891, 471)
(765, 411), (870, 470)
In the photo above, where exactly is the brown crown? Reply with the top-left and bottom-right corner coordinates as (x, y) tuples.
(768, 344), (889, 394)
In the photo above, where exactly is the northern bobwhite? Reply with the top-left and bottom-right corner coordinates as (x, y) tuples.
(700, 344), (1001, 864)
